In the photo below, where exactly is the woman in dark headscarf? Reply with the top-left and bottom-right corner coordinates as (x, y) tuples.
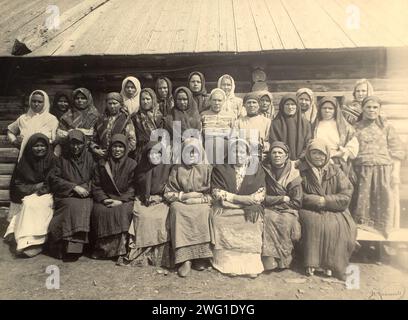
(188, 71), (209, 113)
(269, 94), (312, 161)
(51, 91), (72, 121)
(164, 138), (212, 277)
(125, 141), (173, 267)
(91, 92), (136, 159)
(90, 134), (137, 259)
(210, 139), (265, 278)
(298, 139), (356, 280)
(4, 133), (56, 257)
(132, 88), (164, 162)
(155, 77), (174, 117)
(48, 129), (96, 260)
(262, 141), (302, 271)
(57, 88), (99, 143)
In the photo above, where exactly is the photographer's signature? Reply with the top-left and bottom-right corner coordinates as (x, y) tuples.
(368, 284), (406, 300)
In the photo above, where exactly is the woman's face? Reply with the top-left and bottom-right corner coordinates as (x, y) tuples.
(32, 140), (48, 157)
(320, 102), (336, 120)
(31, 93), (45, 113)
(125, 81), (137, 97)
(74, 92), (88, 109)
(270, 147), (287, 167)
(157, 80), (168, 98)
(189, 75), (202, 93)
(283, 99), (297, 116)
(231, 143), (249, 165)
(57, 95), (69, 112)
(245, 99), (260, 116)
(70, 139), (85, 156)
(298, 93), (311, 112)
(362, 100), (381, 120)
(220, 77), (232, 95)
(210, 92), (225, 113)
(354, 83), (368, 102)
(111, 142), (126, 159)
(309, 149), (326, 168)
(148, 149), (162, 165)
(182, 145), (201, 166)
(260, 95), (271, 112)
(106, 98), (121, 115)
(141, 92), (153, 111)
(176, 91), (189, 111)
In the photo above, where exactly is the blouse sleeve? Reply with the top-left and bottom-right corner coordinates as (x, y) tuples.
(343, 136), (359, 161)
(7, 118), (20, 136)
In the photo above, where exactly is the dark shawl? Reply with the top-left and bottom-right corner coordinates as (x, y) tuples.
(188, 71), (209, 113)
(10, 133), (56, 203)
(50, 130), (96, 198)
(51, 91), (72, 121)
(155, 77), (174, 117)
(92, 134), (137, 202)
(269, 94), (312, 160)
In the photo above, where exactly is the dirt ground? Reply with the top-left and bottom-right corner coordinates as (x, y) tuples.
(1, 214), (407, 300)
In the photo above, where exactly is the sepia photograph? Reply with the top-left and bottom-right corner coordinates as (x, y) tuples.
(0, 0), (407, 306)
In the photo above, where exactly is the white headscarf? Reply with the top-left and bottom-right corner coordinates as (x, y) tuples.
(217, 74), (244, 118)
(120, 76), (141, 115)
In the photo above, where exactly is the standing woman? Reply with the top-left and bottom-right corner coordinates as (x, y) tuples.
(258, 91), (275, 120)
(132, 88), (164, 162)
(269, 94), (312, 161)
(352, 96), (405, 237)
(125, 141), (172, 267)
(342, 79), (374, 126)
(262, 141), (302, 271)
(51, 91), (72, 121)
(296, 88), (318, 124)
(91, 134), (137, 259)
(217, 74), (244, 119)
(120, 76), (142, 116)
(57, 88), (99, 144)
(188, 71), (209, 114)
(155, 77), (174, 117)
(4, 134), (56, 257)
(211, 139), (265, 278)
(164, 138), (213, 277)
(298, 139), (356, 280)
(91, 92), (136, 159)
(48, 130), (96, 260)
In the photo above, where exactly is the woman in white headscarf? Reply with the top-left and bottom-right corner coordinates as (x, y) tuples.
(120, 76), (142, 115)
(296, 88), (318, 124)
(217, 74), (244, 119)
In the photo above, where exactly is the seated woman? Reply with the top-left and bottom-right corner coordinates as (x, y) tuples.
(188, 71), (209, 113)
(125, 141), (172, 267)
(211, 139), (265, 278)
(352, 96), (405, 237)
(312, 96), (359, 183)
(4, 133), (56, 257)
(58, 88), (99, 144)
(258, 91), (275, 120)
(269, 94), (312, 161)
(217, 74), (244, 119)
(298, 139), (356, 280)
(90, 134), (137, 259)
(296, 88), (317, 124)
(155, 77), (174, 117)
(262, 141), (302, 271)
(91, 92), (136, 159)
(120, 76), (141, 116)
(164, 138), (213, 277)
(48, 130), (96, 260)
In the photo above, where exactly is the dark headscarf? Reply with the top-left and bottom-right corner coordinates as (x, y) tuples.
(155, 77), (174, 117)
(51, 91), (72, 120)
(269, 94), (311, 160)
(65, 129), (93, 182)
(188, 71), (208, 113)
(305, 139), (331, 169)
(139, 88), (159, 112)
(109, 134), (129, 178)
(105, 92), (124, 109)
(263, 141), (291, 182)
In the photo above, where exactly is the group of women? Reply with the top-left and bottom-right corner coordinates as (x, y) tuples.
(3, 73), (406, 281)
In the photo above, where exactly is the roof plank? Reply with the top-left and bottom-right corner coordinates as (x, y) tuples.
(196, 0), (220, 52)
(218, 0), (237, 52)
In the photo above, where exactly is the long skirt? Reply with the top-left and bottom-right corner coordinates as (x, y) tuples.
(4, 193), (53, 252)
(48, 197), (93, 256)
(210, 208), (264, 275)
(299, 209), (356, 277)
(352, 165), (394, 232)
(90, 201), (133, 258)
(262, 208), (301, 269)
(170, 202), (212, 265)
(126, 199), (172, 267)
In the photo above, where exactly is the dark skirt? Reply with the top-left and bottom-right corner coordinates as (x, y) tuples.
(92, 233), (128, 258)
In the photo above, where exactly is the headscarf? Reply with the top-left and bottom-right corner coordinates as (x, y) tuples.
(208, 88), (227, 113)
(51, 91), (72, 120)
(105, 92), (124, 110)
(353, 79), (374, 101)
(139, 88), (159, 113)
(217, 74), (236, 98)
(296, 88), (317, 123)
(188, 71), (208, 113)
(305, 138), (331, 170)
(258, 90), (275, 119)
(59, 87), (99, 130)
(358, 95), (386, 128)
(109, 134), (129, 180)
(155, 77), (174, 117)
(120, 76), (141, 115)
(270, 94), (311, 160)
(217, 74), (243, 117)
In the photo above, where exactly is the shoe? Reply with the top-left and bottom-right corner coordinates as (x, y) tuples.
(248, 274), (258, 279)
(306, 267), (315, 276)
(192, 259), (206, 271)
(178, 261), (192, 277)
(325, 269), (332, 277)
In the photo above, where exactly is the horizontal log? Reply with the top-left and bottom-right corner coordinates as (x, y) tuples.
(0, 135), (13, 148)
(0, 190), (10, 202)
(0, 148), (19, 163)
(0, 163), (15, 175)
(0, 175), (11, 190)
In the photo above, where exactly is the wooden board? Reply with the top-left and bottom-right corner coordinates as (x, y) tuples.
(357, 227), (408, 242)
(0, 190), (10, 202)
(0, 175), (11, 189)
(0, 164), (15, 175)
(0, 148), (19, 163)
